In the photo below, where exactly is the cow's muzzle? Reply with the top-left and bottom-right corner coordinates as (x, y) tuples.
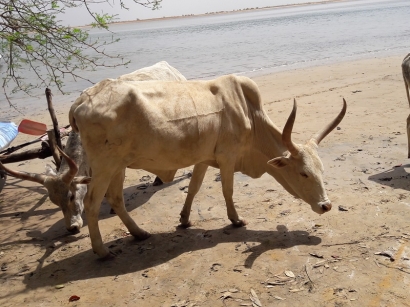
(67, 225), (81, 233)
(66, 216), (83, 233)
(67, 224), (81, 233)
(321, 203), (332, 212)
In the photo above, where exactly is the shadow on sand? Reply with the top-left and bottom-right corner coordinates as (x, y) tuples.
(0, 173), (191, 277)
(21, 225), (321, 291)
(1, 173), (188, 241)
(368, 164), (410, 191)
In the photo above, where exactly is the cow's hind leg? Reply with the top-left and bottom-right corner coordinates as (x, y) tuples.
(180, 163), (208, 227)
(106, 169), (150, 240)
(219, 161), (246, 227)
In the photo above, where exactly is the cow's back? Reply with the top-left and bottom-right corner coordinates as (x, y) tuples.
(118, 61), (186, 82)
(70, 75), (262, 170)
(70, 61), (186, 133)
(74, 75), (259, 137)
(70, 78), (222, 164)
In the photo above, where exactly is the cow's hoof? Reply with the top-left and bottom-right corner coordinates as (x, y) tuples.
(133, 231), (151, 241)
(93, 246), (111, 259)
(67, 226), (80, 234)
(152, 177), (163, 186)
(179, 214), (192, 228)
(178, 220), (193, 228)
(230, 218), (247, 227)
(99, 251), (116, 261)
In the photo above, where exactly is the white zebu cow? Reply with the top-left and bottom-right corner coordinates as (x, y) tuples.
(402, 53), (410, 157)
(69, 74), (347, 258)
(0, 61), (186, 232)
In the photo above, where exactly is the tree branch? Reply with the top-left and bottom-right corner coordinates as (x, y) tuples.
(0, 0), (162, 107)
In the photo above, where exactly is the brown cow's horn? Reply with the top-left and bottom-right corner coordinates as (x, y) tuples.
(282, 99), (300, 156)
(57, 146), (79, 184)
(0, 161), (46, 184)
(312, 98), (347, 145)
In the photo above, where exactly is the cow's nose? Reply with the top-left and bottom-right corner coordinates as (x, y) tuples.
(321, 203), (332, 212)
(67, 225), (80, 233)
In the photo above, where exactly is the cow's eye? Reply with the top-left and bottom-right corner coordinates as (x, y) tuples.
(300, 172), (308, 178)
(68, 192), (75, 202)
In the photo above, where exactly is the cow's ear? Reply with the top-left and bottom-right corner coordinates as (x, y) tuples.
(72, 176), (92, 184)
(267, 157), (289, 168)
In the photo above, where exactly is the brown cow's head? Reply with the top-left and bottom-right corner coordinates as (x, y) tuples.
(267, 99), (347, 214)
(0, 147), (91, 232)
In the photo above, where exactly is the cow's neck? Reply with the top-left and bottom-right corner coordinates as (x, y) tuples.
(237, 111), (288, 179)
(253, 112), (288, 160)
(246, 112), (299, 197)
(58, 132), (90, 177)
(58, 153), (89, 177)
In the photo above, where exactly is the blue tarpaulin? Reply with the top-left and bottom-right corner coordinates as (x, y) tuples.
(0, 121), (18, 151)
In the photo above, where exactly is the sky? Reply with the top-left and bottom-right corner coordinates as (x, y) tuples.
(59, 0), (334, 26)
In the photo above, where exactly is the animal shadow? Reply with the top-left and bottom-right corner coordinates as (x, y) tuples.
(21, 225), (321, 291)
(368, 164), (410, 191)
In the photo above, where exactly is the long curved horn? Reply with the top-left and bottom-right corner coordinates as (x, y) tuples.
(0, 161), (46, 184)
(282, 99), (300, 156)
(57, 146), (78, 185)
(311, 98), (347, 145)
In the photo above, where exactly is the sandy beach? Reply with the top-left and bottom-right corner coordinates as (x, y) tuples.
(1, 54), (410, 306)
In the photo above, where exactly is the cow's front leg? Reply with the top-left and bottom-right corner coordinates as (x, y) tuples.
(219, 162), (246, 227)
(180, 163), (208, 227)
(407, 114), (410, 158)
(106, 169), (150, 240)
(84, 175), (111, 258)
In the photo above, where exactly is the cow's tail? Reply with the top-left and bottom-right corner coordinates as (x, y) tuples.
(69, 97), (83, 133)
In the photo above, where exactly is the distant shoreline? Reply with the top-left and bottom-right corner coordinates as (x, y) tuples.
(81, 0), (360, 28)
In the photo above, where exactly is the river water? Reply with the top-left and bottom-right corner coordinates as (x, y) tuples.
(2, 0), (410, 113)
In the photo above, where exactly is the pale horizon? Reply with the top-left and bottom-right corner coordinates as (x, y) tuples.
(59, 0), (366, 27)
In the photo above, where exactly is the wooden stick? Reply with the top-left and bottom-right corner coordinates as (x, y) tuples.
(305, 264), (314, 284)
(0, 129), (70, 156)
(47, 129), (61, 169)
(45, 88), (62, 152)
(322, 240), (361, 247)
(0, 143), (52, 164)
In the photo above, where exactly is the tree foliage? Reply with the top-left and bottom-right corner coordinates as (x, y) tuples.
(0, 0), (162, 105)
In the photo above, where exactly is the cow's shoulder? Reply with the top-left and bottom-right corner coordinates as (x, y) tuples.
(210, 75), (263, 110)
(211, 74), (259, 92)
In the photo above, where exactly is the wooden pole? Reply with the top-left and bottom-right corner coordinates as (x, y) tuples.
(45, 88), (62, 150)
(47, 128), (61, 169)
